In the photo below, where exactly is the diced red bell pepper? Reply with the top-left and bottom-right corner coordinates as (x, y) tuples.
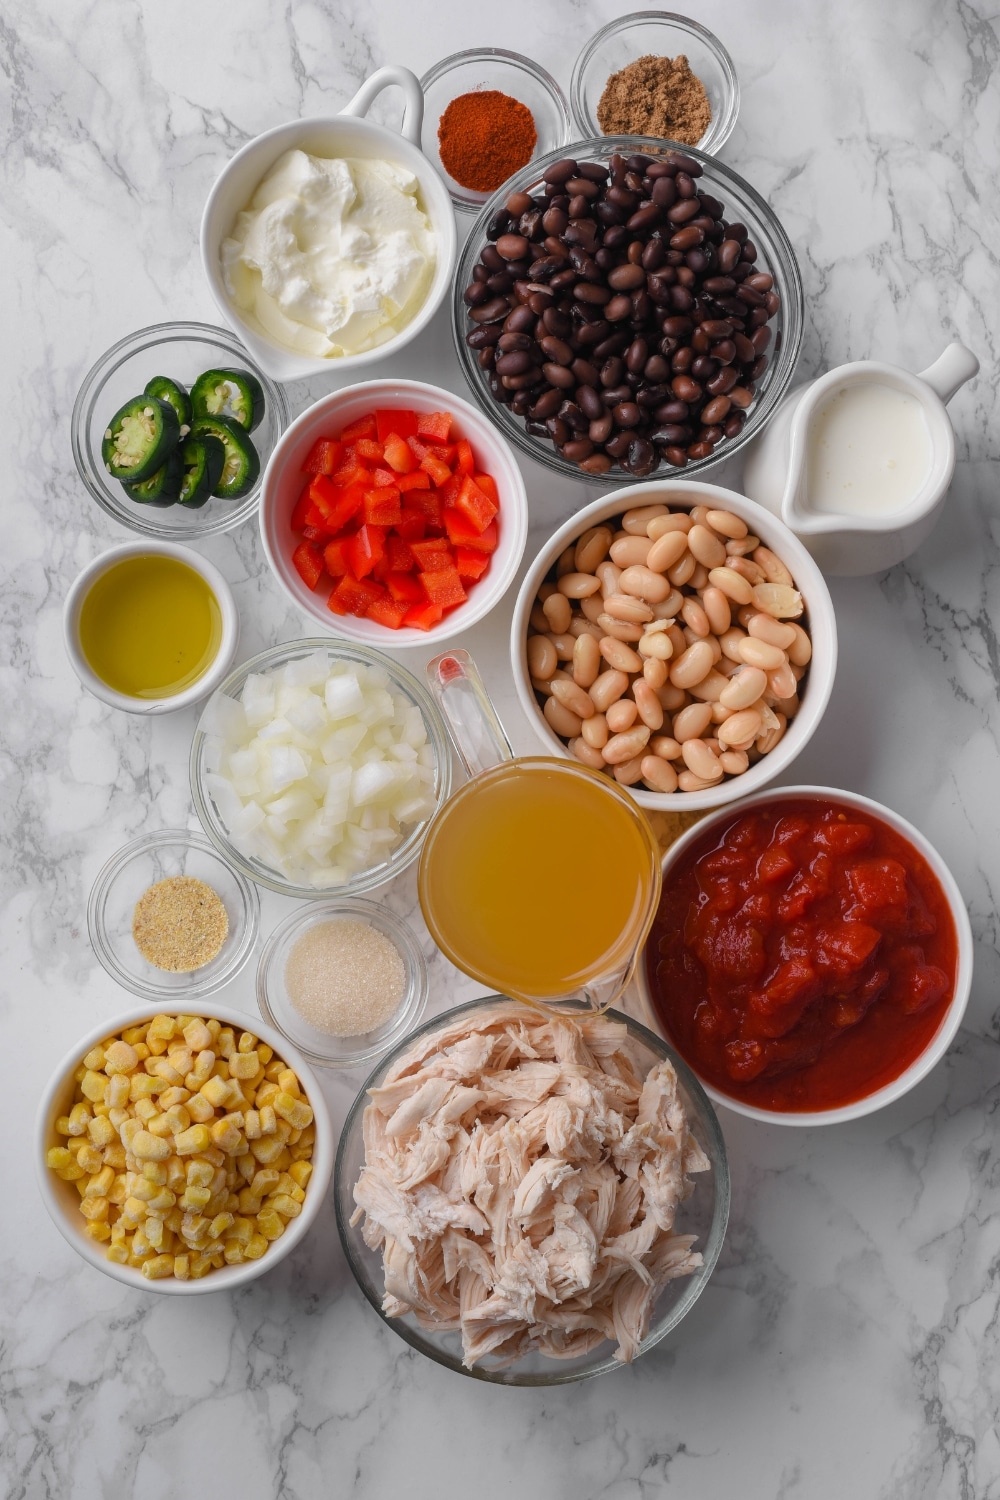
(307, 473), (339, 516)
(420, 565), (467, 607)
(454, 438), (475, 476)
(292, 540), (324, 591)
(385, 534), (416, 572)
(355, 436), (384, 462)
(348, 524), (387, 580)
(445, 510), (498, 552)
(341, 415), (378, 441)
(329, 574), (385, 617)
(438, 473), (462, 509)
(382, 432), (418, 473)
(454, 546), (491, 581)
(454, 475), (498, 533)
(366, 595), (408, 630)
(405, 489), (443, 526)
(416, 410), (452, 442)
(375, 408), (418, 442)
(397, 469), (431, 491)
(301, 437), (342, 475)
(472, 472), (499, 506)
(323, 538), (352, 577)
(369, 466), (399, 488)
(291, 485), (314, 531)
(330, 460), (369, 489)
(319, 481), (365, 533)
(410, 538), (454, 570)
(405, 435), (432, 464)
(396, 509), (427, 542)
(301, 524), (326, 543)
(363, 488), (402, 527)
(386, 571), (425, 603)
(402, 601), (445, 631)
(420, 450), (453, 487)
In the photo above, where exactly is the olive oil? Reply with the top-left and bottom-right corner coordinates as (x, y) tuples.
(418, 759), (660, 1003)
(78, 555), (222, 698)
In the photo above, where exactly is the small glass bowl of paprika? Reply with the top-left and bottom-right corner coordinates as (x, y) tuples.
(419, 49), (571, 212)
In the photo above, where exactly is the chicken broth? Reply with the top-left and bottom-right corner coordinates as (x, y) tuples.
(418, 759), (659, 1002)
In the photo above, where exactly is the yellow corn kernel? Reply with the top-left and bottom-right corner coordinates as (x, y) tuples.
(76, 1143), (104, 1175)
(106, 1242), (129, 1264)
(193, 1048), (216, 1080)
(244, 1231), (268, 1260)
(276, 1068), (298, 1096)
(256, 1209), (284, 1241)
(86, 1114), (117, 1149)
(183, 1018), (213, 1051)
(129, 1074), (160, 1101)
(79, 1195), (111, 1221)
(250, 1136), (285, 1165)
(185, 1158), (213, 1189)
(255, 1083), (279, 1111)
(157, 1086), (190, 1111)
(55, 1115), (73, 1136)
(86, 1165), (115, 1197)
(47, 1146), (74, 1171)
(273, 1148), (293, 1173)
(121, 1196), (148, 1224)
(273, 1092), (313, 1130)
(288, 1160), (313, 1190)
(173, 1253), (190, 1279)
(207, 1211), (234, 1240)
(166, 1046), (194, 1075)
(165, 1207), (184, 1234)
(269, 1194), (302, 1220)
(222, 1240), (244, 1264)
(197, 1075), (229, 1110)
(132, 1130), (171, 1162)
(132, 1043), (151, 1062)
(174, 1124), (212, 1157)
(257, 1104), (276, 1136)
(189, 1253), (215, 1279)
(75, 1178), (91, 1197)
(105, 1076), (130, 1111)
(286, 1127), (302, 1146)
(146, 1189), (176, 1214)
(141, 1253), (174, 1280)
(67, 1103), (92, 1135)
(141, 1159), (168, 1185)
(85, 1220), (113, 1243)
(209, 1117), (241, 1154)
(108, 1175), (128, 1205)
(180, 1185), (212, 1211)
(227, 1215), (254, 1246)
(181, 1212), (209, 1242)
(133, 1177), (161, 1202)
(121, 1024), (148, 1046)
(250, 1168), (279, 1196)
(148, 1113), (175, 1139)
(238, 1190), (261, 1216)
(145, 1217), (165, 1250)
(236, 1155), (256, 1184)
(119, 1116), (142, 1149)
(147, 1014), (177, 1047)
(235, 1031), (255, 1054)
(103, 1141), (127, 1171)
(136, 1100), (161, 1125)
(228, 1051), (259, 1080)
(104, 1040), (139, 1075)
(56, 1164), (85, 1182)
(217, 1028), (236, 1059)
(204, 1018), (220, 1041)
(265, 1059), (285, 1081)
(184, 1093), (214, 1125)
(162, 1105), (192, 1136)
(202, 1145), (226, 1170)
(80, 1070), (108, 1104)
(83, 1045), (107, 1071)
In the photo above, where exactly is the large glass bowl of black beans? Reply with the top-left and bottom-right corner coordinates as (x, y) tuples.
(452, 137), (803, 484)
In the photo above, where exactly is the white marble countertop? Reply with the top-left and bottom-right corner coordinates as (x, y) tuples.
(2, 1), (998, 1496)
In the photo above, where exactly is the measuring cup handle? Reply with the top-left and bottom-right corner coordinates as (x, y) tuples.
(426, 650), (513, 779)
(339, 65), (424, 146)
(918, 342), (979, 406)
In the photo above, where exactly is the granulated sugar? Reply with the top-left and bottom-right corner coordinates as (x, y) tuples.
(285, 919), (407, 1037)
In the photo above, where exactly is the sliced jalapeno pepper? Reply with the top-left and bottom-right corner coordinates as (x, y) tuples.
(191, 416), (260, 499)
(190, 367), (265, 432)
(177, 435), (225, 509)
(101, 395), (180, 483)
(122, 448), (183, 506)
(144, 376), (192, 431)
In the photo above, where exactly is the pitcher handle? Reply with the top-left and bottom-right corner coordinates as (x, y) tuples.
(427, 650), (513, 779)
(918, 342), (979, 406)
(338, 65), (424, 146)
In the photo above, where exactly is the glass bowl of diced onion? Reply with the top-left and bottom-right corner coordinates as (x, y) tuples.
(189, 639), (452, 900)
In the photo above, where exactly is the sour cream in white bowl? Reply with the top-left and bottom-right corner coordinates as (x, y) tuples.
(201, 67), (457, 384)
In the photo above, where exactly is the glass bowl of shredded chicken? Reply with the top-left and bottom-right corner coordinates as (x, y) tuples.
(335, 996), (729, 1384)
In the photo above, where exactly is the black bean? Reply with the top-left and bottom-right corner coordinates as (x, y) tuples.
(542, 306), (572, 338)
(558, 400), (588, 430)
(589, 414), (613, 443)
(613, 401), (641, 427)
(529, 389), (562, 420)
(466, 325), (501, 349)
(540, 335), (573, 365)
(542, 362), (576, 389)
(605, 431), (632, 459)
(546, 416), (570, 445)
(577, 385), (605, 420)
(624, 437), (657, 475)
(504, 306), (536, 334)
(495, 350), (533, 376)
(593, 331), (631, 358)
(650, 423), (693, 445)
(543, 159), (579, 184)
(562, 438), (594, 462)
(571, 358), (600, 388)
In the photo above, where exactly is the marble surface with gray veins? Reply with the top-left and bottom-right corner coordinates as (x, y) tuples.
(1, 1), (998, 1497)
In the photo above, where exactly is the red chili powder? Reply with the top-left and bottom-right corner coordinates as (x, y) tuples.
(437, 90), (537, 193)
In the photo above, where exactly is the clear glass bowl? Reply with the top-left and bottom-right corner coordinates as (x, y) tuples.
(256, 896), (429, 1070)
(189, 639), (452, 900)
(452, 135), (803, 487)
(87, 829), (260, 1000)
(71, 321), (289, 539)
(335, 995), (730, 1385)
(570, 12), (739, 154)
(420, 49), (571, 213)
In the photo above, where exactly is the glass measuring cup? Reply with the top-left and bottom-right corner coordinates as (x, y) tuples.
(419, 651), (662, 1013)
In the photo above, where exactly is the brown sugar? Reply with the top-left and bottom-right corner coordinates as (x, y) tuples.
(132, 876), (229, 972)
(596, 55), (712, 146)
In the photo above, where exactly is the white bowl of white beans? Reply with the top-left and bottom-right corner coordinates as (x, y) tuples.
(510, 482), (837, 810)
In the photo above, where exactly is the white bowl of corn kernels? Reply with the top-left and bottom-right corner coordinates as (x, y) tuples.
(36, 1003), (334, 1293)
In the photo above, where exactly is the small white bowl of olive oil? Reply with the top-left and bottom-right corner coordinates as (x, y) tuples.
(64, 541), (239, 714)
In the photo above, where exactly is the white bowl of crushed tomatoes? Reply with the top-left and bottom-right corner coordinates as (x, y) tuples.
(635, 785), (973, 1125)
(259, 379), (528, 647)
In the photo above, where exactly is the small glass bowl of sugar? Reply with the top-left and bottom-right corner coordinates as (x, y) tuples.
(256, 898), (428, 1069)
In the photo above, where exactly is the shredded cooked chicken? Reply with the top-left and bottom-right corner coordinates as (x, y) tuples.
(351, 1002), (710, 1368)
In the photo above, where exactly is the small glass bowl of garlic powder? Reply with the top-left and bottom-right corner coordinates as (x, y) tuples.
(256, 897), (428, 1069)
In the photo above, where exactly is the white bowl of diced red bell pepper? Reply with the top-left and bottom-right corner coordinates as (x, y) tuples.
(259, 379), (528, 646)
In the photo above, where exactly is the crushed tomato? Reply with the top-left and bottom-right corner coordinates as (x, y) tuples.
(645, 798), (958, 1112)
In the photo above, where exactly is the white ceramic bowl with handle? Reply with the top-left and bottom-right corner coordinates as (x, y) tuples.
(633, 785), (974, 1126)
(259, 378), (528, 646)
(509, 480), (837, 810)
(200, 66), (457, 384)
(36, 1002), (334, 1293)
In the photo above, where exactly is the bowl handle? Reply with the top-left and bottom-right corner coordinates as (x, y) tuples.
(339, 65), (424, 146)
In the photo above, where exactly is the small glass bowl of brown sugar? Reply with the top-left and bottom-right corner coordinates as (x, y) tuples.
(570, 12), (739, 155)
(88, 829), (259, 1001)
(256, 897), (429, 1070)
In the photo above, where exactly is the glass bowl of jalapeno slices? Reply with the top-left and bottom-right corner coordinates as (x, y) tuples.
(72, 321), (289, 539)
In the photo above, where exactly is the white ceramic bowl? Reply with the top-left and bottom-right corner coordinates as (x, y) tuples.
(36, 1002), (335, 1293)
(510, 481), (837, 810)
(63, 540), (239, 715)
(260, 379), (528, 647)
(634, 785), (974, 1125)
(200, 67), (457, 384)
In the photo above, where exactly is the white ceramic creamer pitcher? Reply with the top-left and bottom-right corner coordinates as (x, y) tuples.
(741, 343), (978, 575)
